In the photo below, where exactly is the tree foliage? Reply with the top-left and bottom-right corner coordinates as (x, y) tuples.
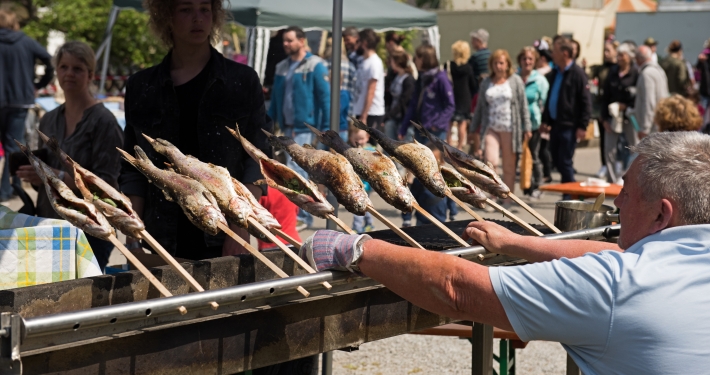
(23, 0), (166, 69)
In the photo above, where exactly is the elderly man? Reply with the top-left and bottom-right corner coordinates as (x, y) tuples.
(467, 28), (490, 93)
(635, 45), (669, 138)
(302, 131), (710, 373)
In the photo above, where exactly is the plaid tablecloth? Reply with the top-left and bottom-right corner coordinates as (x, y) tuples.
(0, 206), (102, 290)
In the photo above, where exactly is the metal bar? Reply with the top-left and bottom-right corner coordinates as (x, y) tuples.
(472, 323), (494, 375)
(21, 224), (619, 341)
(330, 0), (343, 133)
(98, 6), (120, 95)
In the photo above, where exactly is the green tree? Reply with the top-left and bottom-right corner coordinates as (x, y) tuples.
(23, 0), (166, 69)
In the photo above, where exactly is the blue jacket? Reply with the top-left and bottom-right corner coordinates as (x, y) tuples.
(0, 29), (54, 107)
(519, 70), (549, 131)
(269, 52), (330, 133)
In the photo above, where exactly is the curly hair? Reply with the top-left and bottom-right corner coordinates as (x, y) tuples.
(142, 0), (227, 47)
(655, 94), (702, 132)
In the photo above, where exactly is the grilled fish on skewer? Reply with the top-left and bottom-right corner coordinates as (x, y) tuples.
(39, 131), (145, 237)
(142, 135), (251, 229)
(16, 140), (114, 239)
(305, 124), (414, 213)
(440, 165), (487, 209)
(231, 177), (281, 230)
(412, 122), (510, 199)
(226, 126), (335, 218)
(118, 146), (227, 235)
(262, 129), (371, 216)
(351, 118), (448, 198)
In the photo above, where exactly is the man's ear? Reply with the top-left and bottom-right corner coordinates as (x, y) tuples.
(651, 198), (674, 233)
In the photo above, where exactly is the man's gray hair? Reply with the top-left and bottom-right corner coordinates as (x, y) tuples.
(470, 28), (489, 44)
(617, 42), (635, 59)
(630, 132), (710, 225)
(636, 45), (652, 63)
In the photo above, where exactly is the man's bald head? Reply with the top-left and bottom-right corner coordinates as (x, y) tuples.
(636, 45), (652, 65)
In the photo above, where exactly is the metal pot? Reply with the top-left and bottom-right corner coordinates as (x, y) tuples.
(554, 201), (620, 232)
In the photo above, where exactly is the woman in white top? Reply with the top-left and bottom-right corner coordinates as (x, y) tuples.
(470, 49), (531, 207)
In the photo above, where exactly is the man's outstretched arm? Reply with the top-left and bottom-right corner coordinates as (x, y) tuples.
(462, 221), (622, 263)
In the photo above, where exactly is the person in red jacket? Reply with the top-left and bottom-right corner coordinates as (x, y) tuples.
(257, 187), (302, 250)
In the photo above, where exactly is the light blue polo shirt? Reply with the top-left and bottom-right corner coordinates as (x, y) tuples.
(490, 224), (710, 374)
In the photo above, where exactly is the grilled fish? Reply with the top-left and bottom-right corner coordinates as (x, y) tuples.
(440, 165), (487, 209)
(16, 140), (114, 239)
(352, 118), (448, 198)
(142, 135), (250, 229)
(226, 125), (334, 218)
(413, 122), (510, 199)
(231, 177), (281, 230)
(262, 129), (371, 216)
(305, 124), (413, 213)
(39, 131), (145, 237)
(118, 146), (227, 236)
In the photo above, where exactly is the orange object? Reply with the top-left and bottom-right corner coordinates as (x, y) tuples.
(539, 182), (622, 199)
(257, 187), (302, 250)
(519, 139), (532, 191)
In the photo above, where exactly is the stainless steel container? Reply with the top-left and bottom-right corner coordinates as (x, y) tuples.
(554, 201), (620, 232)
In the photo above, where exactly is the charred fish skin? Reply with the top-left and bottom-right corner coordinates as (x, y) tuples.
(352, 119), (449, 198)
(262, 129), (371, 216)
(440, 165), (487, 209)
(142, 135), (251, 227)
(15, 140), (115, 239)
(39, 131), (145, 237)
(306, 124), (414, 213)
(412, 122), (510, 199)
(228, 125), (335, 218)
(118, 146), (227, 236)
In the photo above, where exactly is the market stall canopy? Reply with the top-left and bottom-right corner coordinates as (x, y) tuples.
(113, 0), (437, 30)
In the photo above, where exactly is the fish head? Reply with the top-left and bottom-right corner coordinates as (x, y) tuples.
(261, 129), (295, 151)
(198, 203), (227, 236)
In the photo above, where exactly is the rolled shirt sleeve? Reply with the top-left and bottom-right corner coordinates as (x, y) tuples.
(489, 252), (617, 352)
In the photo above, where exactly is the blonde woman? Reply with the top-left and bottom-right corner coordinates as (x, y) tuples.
(447, 40), (477, 149)
(16, 41), (123, 270)
(655, 94), (702, 132)
(470, 49), (531, 208)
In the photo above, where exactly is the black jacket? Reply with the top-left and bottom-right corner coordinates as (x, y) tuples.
(0, 29), (54, 107)
(385, 74), (415, 121)
(119, 47), (272, 252)
(600, 64), (638, 121)
(698, 54), (710, 98)
(449, 61), (476, 114)
(542, 62), (592, 130)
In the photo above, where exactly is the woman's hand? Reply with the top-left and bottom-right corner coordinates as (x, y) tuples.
(603, 121), (612, 133)
(16, 165), (43, 186)
(397, 133), (405, 141)
(524, 131), (532, 142)
(474, 148), (483, 159)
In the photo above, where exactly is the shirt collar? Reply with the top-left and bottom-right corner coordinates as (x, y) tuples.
(555, 60), (574, 73)
(158, 46), (223, 87)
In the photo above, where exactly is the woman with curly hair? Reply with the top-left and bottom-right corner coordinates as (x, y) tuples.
(655, 94), (702, 132)
(119, 0), (272, 260)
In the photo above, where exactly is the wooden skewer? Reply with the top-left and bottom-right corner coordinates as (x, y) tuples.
(508, 193), (562, 233)
(445, 192), (486, 222)
(139, 230), (219, 310)
(106, 235), (187, 315)
(217, 222), (310, 297)
(411, 202), (469, 247)
(326, 214), (357, 234)
(485, 199), (544, 236)
(271, 228), (303, 249)
(247, 218), (332, 290)
(366, 205), (425, 249)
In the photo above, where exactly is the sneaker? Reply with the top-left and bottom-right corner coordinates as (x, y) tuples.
(402, 220), (412, 228)
(530, 190), (544, 201)
(543, 176), (553, 184)
(295, 220), (308, 232)
(363, 225), (374, 232)
(615, 178), (624, 186)
(596, 165), (608, 179)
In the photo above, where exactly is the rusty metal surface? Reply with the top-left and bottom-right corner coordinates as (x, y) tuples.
(21, 286), (450, 374)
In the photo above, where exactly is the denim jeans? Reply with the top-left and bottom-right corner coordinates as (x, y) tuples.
(282, 127), (314, 227)
(352, 211), (373, 233)
(87, 235), (115, 272)
(549, 125), (577, 184)
(0, 108), (28, 200)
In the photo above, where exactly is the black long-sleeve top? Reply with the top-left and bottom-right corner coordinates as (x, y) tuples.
(449, 61), (477, 114)
(600, 64), (638, 122)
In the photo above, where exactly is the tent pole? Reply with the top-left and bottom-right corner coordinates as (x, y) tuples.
(330, 0), (343, 134)
(99, 6), (121, 96)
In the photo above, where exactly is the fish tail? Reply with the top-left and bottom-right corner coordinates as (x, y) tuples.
(115, 147), (137, 165)
(133, 146), (154, 166)
(226, 124), (242, 141)
(14, 139), (31, 157)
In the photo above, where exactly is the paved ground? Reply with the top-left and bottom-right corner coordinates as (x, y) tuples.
(2, 145), (614, 374)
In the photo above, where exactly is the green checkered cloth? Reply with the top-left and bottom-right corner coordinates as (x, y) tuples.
(0, 205), (102, 290)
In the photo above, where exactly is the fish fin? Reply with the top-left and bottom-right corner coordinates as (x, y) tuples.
(133, 146), (154, 165)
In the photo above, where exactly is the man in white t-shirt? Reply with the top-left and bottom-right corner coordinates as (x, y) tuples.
(352, 28), (385, 132)
(300, 131), (710, 374)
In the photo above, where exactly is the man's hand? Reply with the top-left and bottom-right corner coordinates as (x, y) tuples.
(462, 221), (520, 256)
(16, 165), (43, 186)
(576, 128), (587, 142)
(360, 114), (368, 126)
(539, 124), (551, 133)
(524, 131), (532, 142)
(602, 121), (611, 133)
(300, 230), (371, 273)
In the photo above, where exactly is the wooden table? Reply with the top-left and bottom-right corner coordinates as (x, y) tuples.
(540, 182), (622, 199)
